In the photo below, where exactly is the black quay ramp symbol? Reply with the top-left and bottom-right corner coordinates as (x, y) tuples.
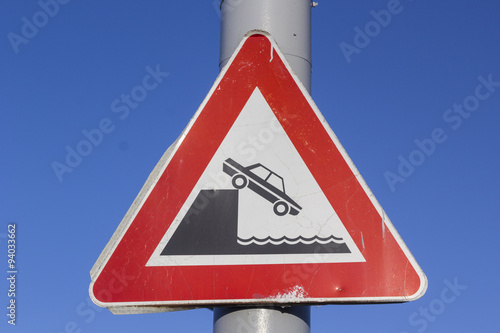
(160, 159), (350, 257)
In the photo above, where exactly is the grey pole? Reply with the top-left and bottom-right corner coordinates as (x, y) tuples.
(215, 1), (313, 332)
(219, 0), (313, 93)
(213, 307), (311, 333)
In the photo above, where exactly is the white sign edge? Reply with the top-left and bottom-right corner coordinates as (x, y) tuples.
(89, 30), (428, 312)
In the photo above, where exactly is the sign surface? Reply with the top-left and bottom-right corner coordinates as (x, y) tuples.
(90, 32), (426, 313)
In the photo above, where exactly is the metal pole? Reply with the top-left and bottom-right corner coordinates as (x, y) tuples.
(215, 1), (313, 332)
(214, 306), (311, 333)
(219, 0), (313, 93)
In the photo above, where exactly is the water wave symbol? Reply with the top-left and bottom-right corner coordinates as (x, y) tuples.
(237, 234), (345, 246)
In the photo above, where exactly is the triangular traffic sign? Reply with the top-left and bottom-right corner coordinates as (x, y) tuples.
(90, 31), (426, 313)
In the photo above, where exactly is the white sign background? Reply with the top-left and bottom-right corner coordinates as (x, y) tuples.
(147, 88), (365, 266)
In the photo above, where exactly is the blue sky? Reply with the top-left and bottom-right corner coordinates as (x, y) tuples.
(1, 0), (499, 332)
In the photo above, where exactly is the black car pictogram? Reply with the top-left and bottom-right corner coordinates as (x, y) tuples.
(223, 158), (302, 216)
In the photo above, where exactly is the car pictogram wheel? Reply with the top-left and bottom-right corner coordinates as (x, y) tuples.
(273, 201), (289, 216)
(232, 174), (248, 189)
